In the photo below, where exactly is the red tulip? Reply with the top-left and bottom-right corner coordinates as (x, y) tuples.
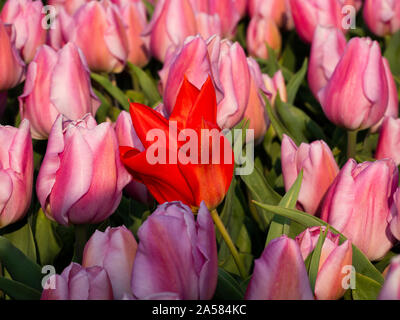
(120, 76), (234, 210)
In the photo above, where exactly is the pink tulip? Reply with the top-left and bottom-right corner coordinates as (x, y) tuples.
(308, 26), (346, 99)
(318, 37), (389, 131)
(379, 256), (400, 300)
(247, 14), (282, 59)
(48, 0), (90, 15)
(65, 0), (129, 73)
(296, 227), (352, 300)
(0, 119), (33, 228)
(320, 159), (398, 261)
(281, 134), (339, 216)
(234, 0), (247, 17)
(144, 0), (197, 62)
(263, 70), (287, 106)
(190, 0), (240, 38)
(363, 0), (400, 37)
(0, 20), (24, 91)
(1, 0), (47, 62)
(41, 263), (113, 300)
(36, 114), (132, 226)
(249, 0), (293, 29)
(112, 0), (150, 67)
(339, 0), (362, 11)
(131, 201), (218, 300)
(375, 117), (400, 166)
(389, 189), (400, 241)
(245, 235), (314, 300)
(289, 0), (345, 43)
(194, 12), (222, 41)
(245, 58), (270, 144)
(46, 7), (71, 51)
(19, 43), (100, 140)
(82, 226), (137, 300)
(114, 111), (153, 205)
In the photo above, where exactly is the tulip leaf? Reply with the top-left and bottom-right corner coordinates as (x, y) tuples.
(90, 73), (130, 110)
(3, 223), (37, 264)
(0, 277), (41, 300)
(265, 170), (303, 246)
(374, 251), (397, 274)
(0, 236), (43, 291)
(352, 273), (382, 300)
(286, 58), (308, 105)
(127, 62), (161, 107)
(308, 227), (328, 292)
(384, 30), (400, 77)
(214, 268), (245, 300)
(251, 203), (385, 285)
(92, 88), (111, 123)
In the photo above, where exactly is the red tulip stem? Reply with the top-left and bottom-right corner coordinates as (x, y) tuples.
(347, 130), (357, 160)
(210, 209), (247, 279)
(73, 224), (88, 264)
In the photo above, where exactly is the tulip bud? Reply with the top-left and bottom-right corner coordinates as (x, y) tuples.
(363, 0), (400, 37)
(41, 263), (114, 300)
(234, 0), (247, 17)
(66, 0), (129, 73)
(308, 26), (346, 99)
(37, 114), (132, 226)
(247, 15), (282, 60)
(195, 12), (222, 41)
(1, 0), (47, 63)
(289, 0), (345, 43)
(82, 226), (138, 300)
(389, 189), (400, 241)
(379, 256), (400, 300)
(19, 43), (100, 140)
(131, 201), (218, 300)
(0, 21), (24, 91)
(375, 118), (400, 166)
(0, 119), (33, 228)
(144, 0), (197, 62)
(114, 111), (153, 205)
(46, 7), (71, 51)
(281, 135), (339, 216)
(48, 0), (90, 15)
(320, 159), (398, 261)
(263, 70), (287, 106)
(296, 227), (352, 300)
(245, 236), (314, 300)
(112, 0), (150, 67)
(318, 37), (389, 131)
(249, 0), (293, 29)
(244, 58), (270, 144)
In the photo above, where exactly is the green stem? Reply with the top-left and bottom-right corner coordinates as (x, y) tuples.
(210, 209), (247, 279)
(73, 225), (87, 264)
(347, 130), (358, 160)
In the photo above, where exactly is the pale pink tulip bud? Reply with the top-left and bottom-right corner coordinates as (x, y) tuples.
(19, 43), (100, 140)
(263, 70), (287, 106)
(363, 0), (400, 37)
(114, 111), (153, 205)
(379, 256), (400, 300)
(245, 236), (314, 300)
(0, 21), (24, 90)
(247, 14), (282, 59)
(296, 227), (352, 300)
(65, 0), (129, 73)
(375, 117), (400, 166)
(82, 226), (137, 300)
(195, 12), (222, 41)
(41, 263), (114, 300)
(112, 0), (150, 67)
(46, 7), (71, 51)
(308, 26), (346, 99)
(131, 201), (218, 300)
(281, 135), (339, 216)
(0, 119), (33, 228)
(289, 0), (345, 43)
(320, 159), (398, 261)
(36, 114), (132, 226)
(249, 0), (293, 29)
(1, 0), (47, 63)
(318, 37), (389, 131)
(144, 0), (197, 62)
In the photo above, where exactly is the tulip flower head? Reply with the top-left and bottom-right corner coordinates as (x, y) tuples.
(379, 255), (400, 300)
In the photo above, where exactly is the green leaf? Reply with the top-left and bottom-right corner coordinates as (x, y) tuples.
(127, 62), (161, 106)
(213, 268), (245, 300)
(0, 236), (42, 291)
(251, 203), (384, 285)
(92, 88), (111, 123)
(308, 227), (328, 292)
(352, 273), (382, 300)
(0, 277), (41, 300)
(263, 92), (290, 142)
(286, 59), (308, 105)
(4, 223), (37, 263)
(384, 31), (400, 77)
(91, 73), (130, 110)
(265, 170), (303, 246)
